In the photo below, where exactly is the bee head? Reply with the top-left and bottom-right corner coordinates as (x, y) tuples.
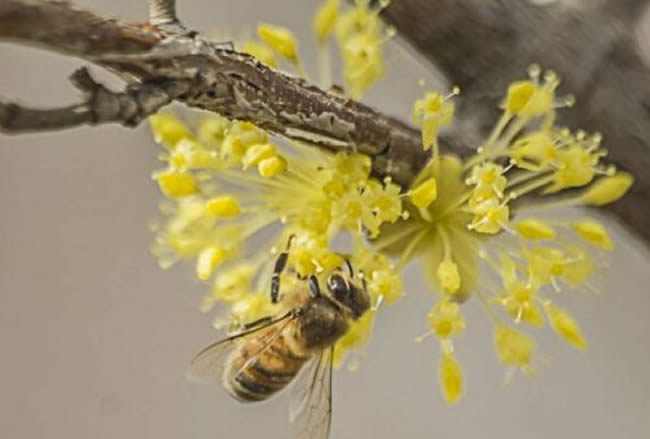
(326, 260), (370, 320)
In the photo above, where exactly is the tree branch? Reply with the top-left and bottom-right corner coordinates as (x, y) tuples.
(379, 0), (650, 242)
(1, 0), (648, 244)
(0, 0), (426, 186)
(0, 67), (191, 132)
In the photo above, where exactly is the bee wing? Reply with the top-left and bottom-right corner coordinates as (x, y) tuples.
(289, 346), (334, 439)
(186, 311), (295, 384)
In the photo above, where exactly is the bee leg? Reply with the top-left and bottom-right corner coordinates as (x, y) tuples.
(240, 315), (273, 330)
(308, 275), (322, 298)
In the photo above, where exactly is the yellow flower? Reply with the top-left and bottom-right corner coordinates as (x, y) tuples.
(502, 67), (559, 119)
(494, 325), (535, 374)
(334, 0), (389, 98)
(367, 268), (403, 304)
(413, 91), (455, 150)
(510, 131), (557, 171)
(341, 32), (385, 98)
(427, 300), (465, 340)
(149, 63), (631, 403)
(496, 256), (545, 328)
(212, 264), (256, 302)
(230, 293), (274, 327)
(370, 182), (403, 223)
(334, 310), (375, 366)
(468, 198), (510, 235)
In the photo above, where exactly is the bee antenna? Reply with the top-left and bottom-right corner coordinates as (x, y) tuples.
(344, 258), (354, 277)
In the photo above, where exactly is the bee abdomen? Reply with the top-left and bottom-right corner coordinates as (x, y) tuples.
(224, 333), (308, 403)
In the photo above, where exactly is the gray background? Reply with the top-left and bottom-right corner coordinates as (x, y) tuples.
(1, 1), (649, 438)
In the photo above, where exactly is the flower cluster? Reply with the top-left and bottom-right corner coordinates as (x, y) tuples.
(150, 113), (405, 365)
(240, 0), (391, 97)
(149, 2), (633, 406)
(377, 65), (632, 404)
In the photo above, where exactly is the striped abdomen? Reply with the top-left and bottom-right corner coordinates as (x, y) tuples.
(223, 327), (309, 402)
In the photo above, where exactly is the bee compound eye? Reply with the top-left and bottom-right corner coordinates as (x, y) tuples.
(327, 274), (349, 301)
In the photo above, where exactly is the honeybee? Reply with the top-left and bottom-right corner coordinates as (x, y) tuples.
(186, 243), (371, 439)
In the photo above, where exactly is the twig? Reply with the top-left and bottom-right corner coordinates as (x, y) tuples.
(148, 0), (187, 35)
(0, 68), (191, 132)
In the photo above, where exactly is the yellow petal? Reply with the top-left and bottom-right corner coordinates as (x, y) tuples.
(571, 220), (613, 250)
(155, 170), (199, 198)
(205, 196), (241, 218)
(241, 40), (278, 68)
(242, 143), (276, 169)
(196, 247), (227, 280)
(257, 24), (299, 62)
(149, 114), (192, 150)
(437, 260), (461, 293)
(517, 219), (556, 240)
(504, 81), (536, 114)
(313, 0), (340, 44)
(258, 156), (287, 177)
(546, 304), (588, 350)
(439, 351), (463, 405)
(409, 177), (438, 208)
(582, 173), (633, 206)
